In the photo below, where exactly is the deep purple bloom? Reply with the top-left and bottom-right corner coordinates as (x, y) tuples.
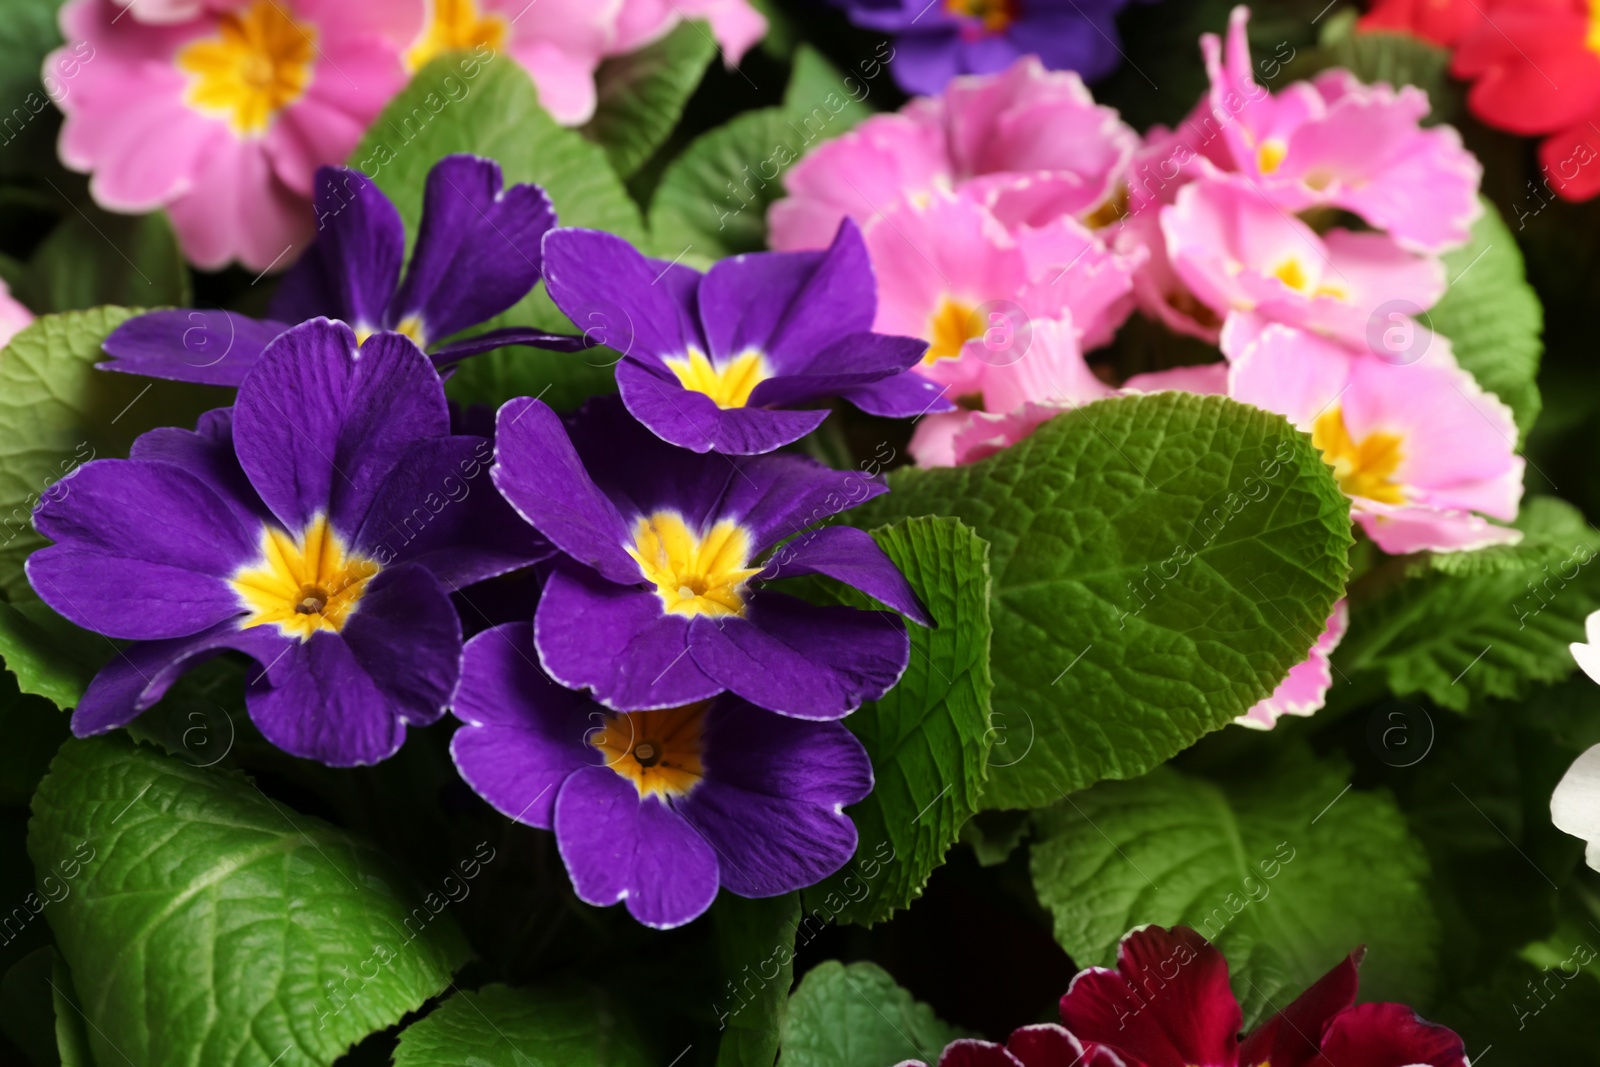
(835, 0), (1140, 95)
(492, 395), (930, 719)
(540, 219), (950, 455)
(451, 621), (874, 928)
(100, 155), (584, 388)
(29, 319), (549, 766)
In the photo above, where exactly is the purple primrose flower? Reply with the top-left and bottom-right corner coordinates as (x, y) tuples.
(540, 219), (950, 456)
(100, 155), (583, 387)
(491, 394), (931, 719)
(29, 319), (548, 766)
(451, 622), (874, 928)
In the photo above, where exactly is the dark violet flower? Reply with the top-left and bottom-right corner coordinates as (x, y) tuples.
(100, 154), (584, 387)
(29, 319), (549, 766)
(540, 219), (950, 456)
(835, 0), (1141, 96)
(450, 622), (873, 928)
(492, 394), (931, 718)
(902, 925), (1467, 1067)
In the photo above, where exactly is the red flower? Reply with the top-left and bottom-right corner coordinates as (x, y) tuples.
(901, 926), (1467, 1067)
(1360, 0), (1481, 47)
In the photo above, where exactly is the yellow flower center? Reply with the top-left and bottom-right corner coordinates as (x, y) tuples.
(1312, 407), (1407, 506)
(925, 297), (982, 365)
(406, 0), (509, 72)
(1271, 257), (1347, 300)
(664, 347), (770, 409)
(943, 0), (1017, 33)
(231, 516), (380, 641)
(1258, 137), (1289, 175)
(177, 0), (316, 137)
(1084, 185), (1131, 229)
(589, 702), (708, 800)
(354, 317), (428, 349)
(1589, 0), (1600, 58)
(625, 511), (763, 619)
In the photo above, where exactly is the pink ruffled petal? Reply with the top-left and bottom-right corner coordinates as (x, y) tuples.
(1236, 600), (1349, 729)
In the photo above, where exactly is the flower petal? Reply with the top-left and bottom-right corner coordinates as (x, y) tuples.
(100, 309), (288, 387)
(761, 525), (931, 625)
(267, 165), (405, 329)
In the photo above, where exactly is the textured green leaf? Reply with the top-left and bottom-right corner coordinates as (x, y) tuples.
(857, 393), (1353, 808)
(0, 600), (99, 709)
(583, 21), (717, 178)
(352, 51), (643, 411)
(780, 961), (967, 1067)
(803, 517), (992, 925)
(1030, 744), (1437, 1026)
(713, 892), (799, 1067)
(649, 47), (870, 264)
(1430, 198), (1543, 440)
(958, 809), (1031, 868)
(391, 983), (650, 1067)
(0, 308), (226, 602)
(28, 735), (471, 1067)
(1317, 28), (1455, 122)
(1340, 498), (1600, 711)
(50, 952), (93, 1067)
(24, 208), (191, 315)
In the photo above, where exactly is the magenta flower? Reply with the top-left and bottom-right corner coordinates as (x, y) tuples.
(0, 279), (33, 351)
(902, 925), (1467, 1067)
(770, 56), (1137, 246)
(48, 0), (414, 271)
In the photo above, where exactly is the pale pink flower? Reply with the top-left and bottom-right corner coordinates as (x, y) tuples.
(1200, 4), (1482, 253)
(1552, 741), (1600, 873)
(1161, 177), (1445, 349)
(1226, 320), (1524, 554)
(51, 0), (414, 271)
(610, 0), (766, 66)
(126, 0), (248, 25)
(1236, 601), (1349, 729)
(0, 280), (33, 350)
(770, 55), (1137, 250)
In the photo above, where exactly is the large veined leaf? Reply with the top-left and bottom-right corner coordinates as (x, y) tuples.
(351, 52), (644, 411)
(803, 517), (993, 925)
(391, 984), (650, 1067)
(0, 599), (99, 709)
(857, 393), (1353, 808)
(28, 735), (471, 1067)
(780, 961), (968, 1067)
(1430, 198), (1543, 439)
(1030, 744), (1438, 1027)
(583, 21), (718, 178)
(0, 308), (225, 602)
(1339, 497), (1600, 711)
(713, 892), (800, 1067)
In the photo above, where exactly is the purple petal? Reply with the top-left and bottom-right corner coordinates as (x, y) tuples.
(541, 228), (704, 367)
(449, 622), (596, 829)
(535, 567), (721, 711)
(761, 525), (931, 625)
(841, 368), (955, 419)
(678, 701), (871, 896)
(689, 593), (909, 719)
(340, 564), (461, 728)
(268, 165), (404, 330)
(71, 620), (286, 736)
(244, 630), (407, 766)
(356, 435), (550, 589)
(491, 397), (637, 586)
(430, 327), (589, 367)
(745, 332), (928, 409)
(554, 765), (721, 928)
(129, 408), (268, 531)
(697, 219), (875, 372)
(617, 359), (830, 455)
(28, 460), (257, 639)
(720, 455), (888, 554)
(389, 156), (558, 344)
(233, 322), (451, 535)
(100, 310), (286, 387)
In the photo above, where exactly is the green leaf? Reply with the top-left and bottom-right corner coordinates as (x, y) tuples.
(713, 892), (799, 1067)
(0, 307), (227, 602)
(24, 208), (191, 315)
(780, 961), (967, 1067)
(958, 809), (1031, 867)
(391, 984), (650, 1066)
(583, 21), (717, 179)
(1430, 198), (1543, 440)
(50, 952), (93, 1067)
(802, 517), (992, 925)
(0, 947), (60, 1067)
(856, 393), (1353, 808)
(0, 600), (100, 709)
(28, 735), (471, 1067)
(351, 51), (644, 411)
(649, 47), (871, 264)
(0, 0), (64, 180)
(1339, 497), (1600, 711)
(1317, 29), (1456, 122)
(1030, 744), (1438, 1026)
